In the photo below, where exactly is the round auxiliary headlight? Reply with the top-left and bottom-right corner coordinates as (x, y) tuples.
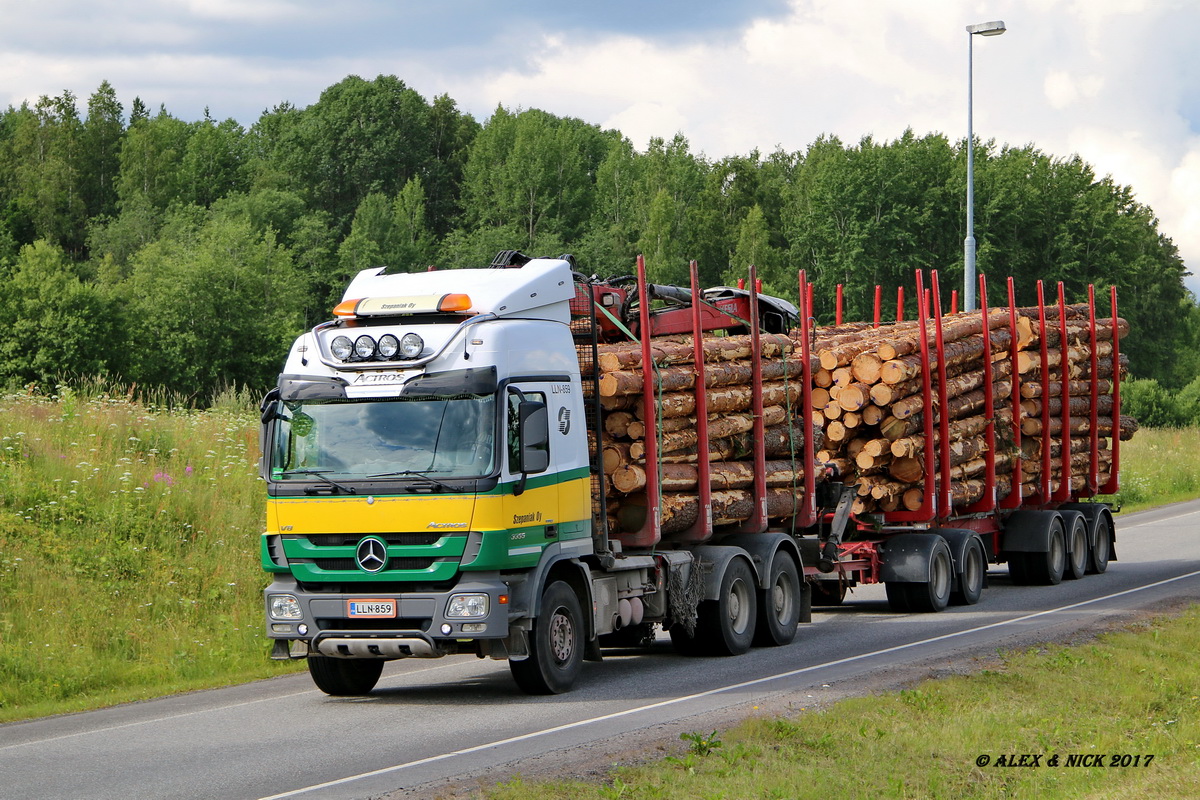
(354, 335), (376, 359)
(377, 333), (400, 359)
(399, 333), (424, 359)
(331, 335), (354, 361)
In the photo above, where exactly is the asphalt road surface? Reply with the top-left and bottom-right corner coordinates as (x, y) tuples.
(3, 500), (1198, 800)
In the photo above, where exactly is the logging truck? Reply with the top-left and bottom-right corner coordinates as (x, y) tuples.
(259, 250), (1132, 695)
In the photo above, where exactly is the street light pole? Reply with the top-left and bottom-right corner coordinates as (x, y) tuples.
(964, 20), (1006, 312)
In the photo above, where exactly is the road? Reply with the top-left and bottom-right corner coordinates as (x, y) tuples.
(3, 500), (1198, 800)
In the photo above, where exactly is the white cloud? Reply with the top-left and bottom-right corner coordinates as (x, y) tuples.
(0, 0), (1196, 295)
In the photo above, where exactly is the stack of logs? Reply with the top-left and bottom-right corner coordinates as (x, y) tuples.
(811, 304), (1137, 514)
(591, 333), (824, 535)
(589, 303), (1137, 532)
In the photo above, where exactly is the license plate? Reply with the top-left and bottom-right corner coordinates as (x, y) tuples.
(347, 599), (396, 618)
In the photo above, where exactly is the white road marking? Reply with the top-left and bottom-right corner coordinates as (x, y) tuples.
(259, 567), (1200, 799)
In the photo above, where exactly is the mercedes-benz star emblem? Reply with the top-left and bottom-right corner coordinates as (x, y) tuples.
(355, 537), (388, 573)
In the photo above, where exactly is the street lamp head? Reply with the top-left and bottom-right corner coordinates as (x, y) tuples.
(967, 20), (1006, 36)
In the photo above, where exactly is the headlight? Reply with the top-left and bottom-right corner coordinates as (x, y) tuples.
(269, 594), (303, 619)
(330, 335), (354, 361)
(399, 332), (423, 359)
(354, 335), (376, 359)
(377, 333), (400, 359)
(446, 593), (489, 618)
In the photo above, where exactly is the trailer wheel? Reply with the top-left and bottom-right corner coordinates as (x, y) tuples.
(307, 656), (384, 696)
(697, 557), (757, 656)
(950, 538), (986, 606)
(754, 552), (801, 647)
(1023, 518), (1066, 586)
(1065, 515), (1088, 580)
(1088, 513), (1112, 574)
(510, 581), (584, 695)
(906, 540), (953, 613)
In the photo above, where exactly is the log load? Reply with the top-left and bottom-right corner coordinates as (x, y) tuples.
(592, 291), (1136, 529)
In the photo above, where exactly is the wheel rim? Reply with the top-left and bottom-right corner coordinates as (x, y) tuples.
(965, 547), (983, 593)
(771, 575), (794, 624)
(932, 552), (952, 599)
(548, 607), (575, 665)
(729, 578), (753, 634)
(1049, 528), (1065, 573)
(1071, 525), (1087, 572)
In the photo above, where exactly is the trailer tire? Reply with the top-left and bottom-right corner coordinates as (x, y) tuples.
(950, 538), (986, 606)
(754, 552), (801, 647)
(696, 557), (757, 656)
(510, 581), (584, 694)
(1023, 518), (1066, 586)
(1088, 513), (1112, 574)
(307, 656), (384, 696)
(904, 541), (953, 613)
(1064, 514), (1088, 580)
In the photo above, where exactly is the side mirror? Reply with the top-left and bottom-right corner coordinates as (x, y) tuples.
(517, 401), (550, 475)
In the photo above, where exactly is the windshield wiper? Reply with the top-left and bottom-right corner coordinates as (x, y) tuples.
(281, 468), (357, 495)
(366, 469), (463, 492)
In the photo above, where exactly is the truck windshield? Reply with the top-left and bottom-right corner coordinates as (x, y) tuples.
(270, 393), (496, 481)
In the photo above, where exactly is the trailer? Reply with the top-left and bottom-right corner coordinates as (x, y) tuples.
(259, 252), (1129, 696)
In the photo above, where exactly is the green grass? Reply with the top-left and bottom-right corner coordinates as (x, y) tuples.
(485, 608), (1200, 799)
(1100, 427), (1200, 513)
(0, 384), (299, 722)
(1, 382), (1199, 800)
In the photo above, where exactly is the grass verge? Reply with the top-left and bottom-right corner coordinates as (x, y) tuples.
(0, 384), (300, 723)
(484, 606), (1200, 799)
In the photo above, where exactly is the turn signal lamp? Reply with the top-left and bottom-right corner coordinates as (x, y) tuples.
(332, 299), (360, 317)
(438, 293), (473, 313)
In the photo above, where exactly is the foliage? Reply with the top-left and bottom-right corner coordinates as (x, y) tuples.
(0, 75), (1196, 398)
(0, 386), (298, 722)
(1122, 376), (1200, 428)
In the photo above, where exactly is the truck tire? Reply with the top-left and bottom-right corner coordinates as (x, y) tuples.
(510, 580), (584, 695)
(754, 552), (801, 647)
(307, 656), (384, 696)
(1088, 513), (1112, 574)
(1064, 514), (1088, 580)
(950, 537), (986, 606)
(883, 534), (952, 613)
(696, 557), (757, 656)
(1022, 517), (1066, 586)
(901, 540), (953, 613)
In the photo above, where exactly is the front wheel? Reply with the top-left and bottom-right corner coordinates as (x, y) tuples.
(754, 552), (801, 647)
(510, 581), (584, 695)
(307, 656), (384, 696)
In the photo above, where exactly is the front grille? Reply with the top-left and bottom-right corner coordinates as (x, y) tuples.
(302, 532), (446, 547)
(308, 557), (438, 571)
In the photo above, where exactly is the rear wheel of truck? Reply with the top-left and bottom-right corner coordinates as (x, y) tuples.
(1065, 515), (1089, 580)
(754, 552), (801, 647)
(307, 656), (384, 696)
(697, 557), (757, 656)
(510, 580), (584, 695)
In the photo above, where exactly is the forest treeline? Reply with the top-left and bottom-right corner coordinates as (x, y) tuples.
(0, 74), (1196, 399)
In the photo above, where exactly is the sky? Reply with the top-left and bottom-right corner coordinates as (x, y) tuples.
(2, 0), (1198, 298)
